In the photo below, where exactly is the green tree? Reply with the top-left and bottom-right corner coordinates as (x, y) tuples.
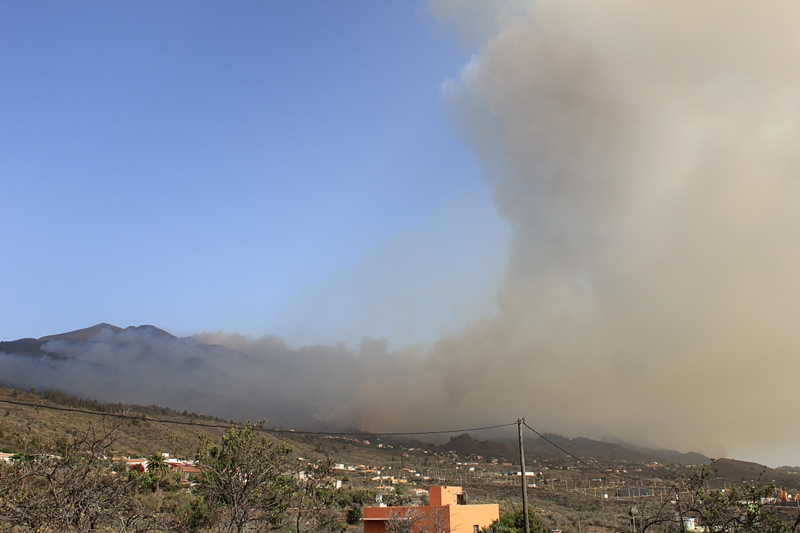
(482, 507), (549, 533)
(195, 421), (295, 533)
(160, 490), (213, 533)
(383, 484), (413, 507)
(147, 453), (168, 492)
(293, 458), (344, 533)
(338, 487), (376, 527)
(346, 507), (363, 526)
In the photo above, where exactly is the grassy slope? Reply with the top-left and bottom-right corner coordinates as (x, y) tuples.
(0, 387), (228, 457)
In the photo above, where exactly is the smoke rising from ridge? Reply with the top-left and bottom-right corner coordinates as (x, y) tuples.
(2, 1), (799, 465)
(306, 0), (800, 460)
(433, 0), (800, 459)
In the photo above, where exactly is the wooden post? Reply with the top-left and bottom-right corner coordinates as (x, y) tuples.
(518, 418), (530, 533)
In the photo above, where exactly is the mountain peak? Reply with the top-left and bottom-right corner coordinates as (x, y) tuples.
(124, 325), (176, 339)
(39, 323), (123, 343)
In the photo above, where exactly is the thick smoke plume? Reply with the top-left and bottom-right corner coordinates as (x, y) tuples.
(412, 0), (800, 459)
(2, 1), (799, 464)
(309, 0), (800, 460)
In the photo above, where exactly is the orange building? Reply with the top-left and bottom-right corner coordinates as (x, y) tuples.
(363, 486), (499, 533)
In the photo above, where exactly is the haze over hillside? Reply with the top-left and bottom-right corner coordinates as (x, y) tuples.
(0, 322), (769, 469)
(0, 324), (334, 429)
(4, 1), (800, 469)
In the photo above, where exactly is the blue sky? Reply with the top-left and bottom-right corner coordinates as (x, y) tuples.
(0, 1), (510, 344)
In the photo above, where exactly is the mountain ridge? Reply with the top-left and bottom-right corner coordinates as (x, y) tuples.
(39, 322), (125, 343)
(0, 323), (176, 360)
(0, 323), (323, 429)
(435, 431), (712, 469)
(0, 324), (783, 470)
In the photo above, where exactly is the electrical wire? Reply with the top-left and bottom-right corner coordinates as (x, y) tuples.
(0, 396), (582, 462)
(0, 397), (516, 436)
(522, 420), (583, 464)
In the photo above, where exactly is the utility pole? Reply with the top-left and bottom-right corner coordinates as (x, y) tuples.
(518, 418), (530, 533)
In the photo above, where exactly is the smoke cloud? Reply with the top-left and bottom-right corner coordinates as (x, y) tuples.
(308, 0), (800, 462)
(431, 0), (800, 460)
(2, 1), (799, 465)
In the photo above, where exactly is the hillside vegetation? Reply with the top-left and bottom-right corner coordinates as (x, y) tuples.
(2, 386), (799, 533)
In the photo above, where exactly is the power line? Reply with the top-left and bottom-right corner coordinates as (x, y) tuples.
(0, 397), (516, 436)
(0, 396), (582, 459)
(0, 397), (235, 429)
(522, 420), (583, 464)
(328, 422), (518, 437)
